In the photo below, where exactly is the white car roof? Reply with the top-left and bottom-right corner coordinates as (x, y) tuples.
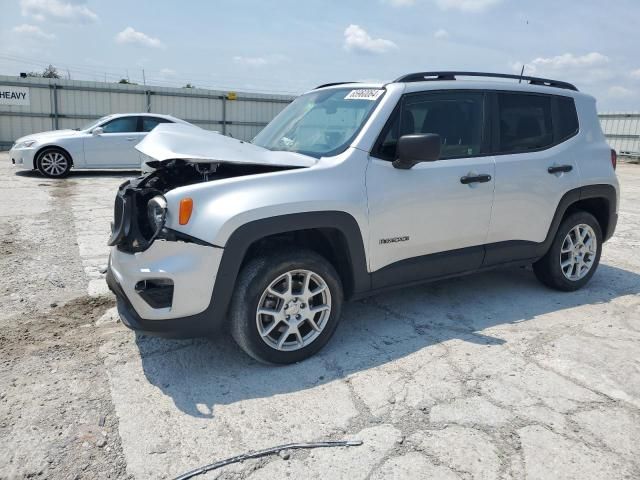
(103, 113), (191, 125)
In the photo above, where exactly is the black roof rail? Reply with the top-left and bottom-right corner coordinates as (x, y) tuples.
(393, 71), (578, 91)
(314, 81), (359, 89)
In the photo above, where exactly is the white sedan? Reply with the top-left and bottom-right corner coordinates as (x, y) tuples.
(9, 113), (193, 178)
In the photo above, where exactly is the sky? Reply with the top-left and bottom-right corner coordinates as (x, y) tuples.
(1, 0), (639, 111)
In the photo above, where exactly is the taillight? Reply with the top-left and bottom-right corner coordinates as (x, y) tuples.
(611, 149), (617, 170)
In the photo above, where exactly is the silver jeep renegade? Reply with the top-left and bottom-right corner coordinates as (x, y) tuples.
(107, 71), (619, 364)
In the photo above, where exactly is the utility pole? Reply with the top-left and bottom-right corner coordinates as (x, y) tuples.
(142, 68), (146, 85)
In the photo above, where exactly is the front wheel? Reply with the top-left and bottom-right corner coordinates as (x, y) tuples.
(533, 211), (602, 291)
(229, 249), (343, 364)
(36, 148), (72, 178)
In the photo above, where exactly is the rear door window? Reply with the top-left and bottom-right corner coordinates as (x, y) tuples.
(142, 116), (173, 132)
(497, 93), (553, 153)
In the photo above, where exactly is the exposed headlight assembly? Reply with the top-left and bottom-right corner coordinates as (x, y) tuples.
(147, 195), (167, 235)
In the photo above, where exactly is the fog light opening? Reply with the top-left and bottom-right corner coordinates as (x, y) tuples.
(135, 278), (174, 309)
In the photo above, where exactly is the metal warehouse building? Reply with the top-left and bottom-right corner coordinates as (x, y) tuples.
(0, 75), (294, 150)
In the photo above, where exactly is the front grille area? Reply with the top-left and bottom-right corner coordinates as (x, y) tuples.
(108, 179), (160, 253)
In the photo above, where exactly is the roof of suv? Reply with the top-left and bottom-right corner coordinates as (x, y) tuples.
(313, 72), (586, 99)
(394, 71), (577, 90)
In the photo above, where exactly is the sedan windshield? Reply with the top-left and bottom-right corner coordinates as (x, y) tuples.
(252, 87), (385, 157)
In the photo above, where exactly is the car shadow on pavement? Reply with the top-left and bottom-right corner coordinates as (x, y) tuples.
(135, 263), (640, 418)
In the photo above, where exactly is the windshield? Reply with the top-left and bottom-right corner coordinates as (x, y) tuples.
(252, 87), (385, 157)
(77, 115), (113, 131)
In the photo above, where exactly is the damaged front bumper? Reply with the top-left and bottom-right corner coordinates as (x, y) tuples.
(106, 169), (225, 337)
(109, 239), (222, 318)
(107, 241), (223, 337)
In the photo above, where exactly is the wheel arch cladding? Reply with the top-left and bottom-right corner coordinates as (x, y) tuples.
(35, 145), (74, 169)
(175, 211), (370, 333)
(243, 227), (359, 299)
(227, 211), (371, 301)
(565, 197), (609, 236)
(551, 184), (617, 247)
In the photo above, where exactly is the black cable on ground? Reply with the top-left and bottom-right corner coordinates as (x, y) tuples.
(172, 439), (364, 480)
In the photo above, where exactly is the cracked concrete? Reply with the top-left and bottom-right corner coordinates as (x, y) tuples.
(410, 426), (502, 480)
(1, 154), (639, 479)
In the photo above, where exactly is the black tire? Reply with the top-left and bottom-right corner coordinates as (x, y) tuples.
(36, 148), (72, 178)
(229, 248), (343, 364)
(533, 211), (602, 291)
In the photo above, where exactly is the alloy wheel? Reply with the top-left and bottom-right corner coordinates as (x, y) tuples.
(255, 269), (332, 351)
(40, 152), (68, 176)
(560, 224), (597, 281)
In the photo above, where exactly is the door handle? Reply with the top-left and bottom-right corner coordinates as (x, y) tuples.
(126, 137), (137, 141)
(460, 173), (492, 185)
(548, 164), (573, 174)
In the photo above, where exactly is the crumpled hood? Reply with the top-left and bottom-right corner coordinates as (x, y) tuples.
(135, 123), (317, 168)
(15, 129), (79, 143)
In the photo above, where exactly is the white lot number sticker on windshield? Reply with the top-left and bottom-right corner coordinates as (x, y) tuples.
(344, 89), (384, 101)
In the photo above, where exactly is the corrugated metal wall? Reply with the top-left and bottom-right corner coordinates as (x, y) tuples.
(599, 113), (640, 158)
(0, 75), (294, 149)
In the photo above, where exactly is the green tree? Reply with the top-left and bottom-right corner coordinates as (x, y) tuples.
(25, 64), (60, 78)
(42, 64), (60, 78)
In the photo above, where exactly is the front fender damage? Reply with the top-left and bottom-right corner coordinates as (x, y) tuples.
(109, 125), (315, 253)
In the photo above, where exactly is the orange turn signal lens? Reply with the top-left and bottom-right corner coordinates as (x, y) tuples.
(179, 197), (193, 225)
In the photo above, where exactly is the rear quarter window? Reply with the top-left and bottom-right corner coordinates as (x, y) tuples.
(556, 96), (579, 141)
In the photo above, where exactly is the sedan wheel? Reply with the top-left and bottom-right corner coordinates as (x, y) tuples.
(37, 149), (71, 178)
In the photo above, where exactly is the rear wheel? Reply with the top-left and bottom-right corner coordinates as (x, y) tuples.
(36, 148), (71, 178)
(533, 211), (602, 291)
(229, 249), (343, 364)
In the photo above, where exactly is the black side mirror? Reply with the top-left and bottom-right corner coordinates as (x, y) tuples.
(393, 133), (441, 169)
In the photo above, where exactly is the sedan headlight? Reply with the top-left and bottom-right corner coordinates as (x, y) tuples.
(147, 195), (167, 235)
(15, 140), (37, 149)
